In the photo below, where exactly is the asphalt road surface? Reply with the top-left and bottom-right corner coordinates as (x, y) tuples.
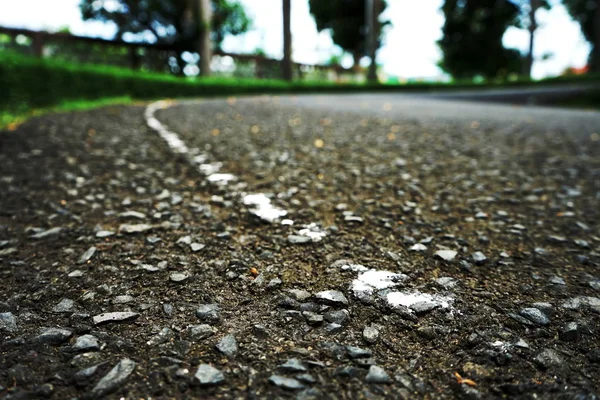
(1, 92), (599, 399)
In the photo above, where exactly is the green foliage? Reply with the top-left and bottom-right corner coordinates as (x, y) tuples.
(79, 0), (251, 50)
(308, 0), (390, 64)
(562, 0), (600, 70)
(438, 0), (524, 79)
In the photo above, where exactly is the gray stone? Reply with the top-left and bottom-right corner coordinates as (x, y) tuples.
(561, 296), (600, 310)
(194, 364), (225, 386)
(113, 295), (134, 304)
(52, 298), (75, 314)
(560, 322), (579, 341)
(31, 227), (62, 239)
(73, 335), (100, 352)
(77, 247), (97, 264)
(590, 281), (600, 291)
(346, 345), (372, 359)
(325, 323), (343, 333)
(471, 252), (487, 265)
(169, 272), (189, 282)
(189, 324), (215, 340)
(119, 224), (152, 234)
(324, 309), (350, 325)
(549, 276), (566, 285)
(435, 250), (457, 261)
(196, 304), (220, 322)
(410, 301), (438, 314)
(287, 289), (311, 301)
(190, 243), (205, 252)
(96, 230), (114, 238)
(302, 311), (324, 325)
(519, 308), (549, 325)
(91, 358), (136, 397)
(269, 375), (305, 390)
(532, 302), (553, 316)
(315, 290), (348, 306)
(92, 312), (139, 325)
(119, 211), (146, 220)
(215, 334), (237, 356)
(410, 243), (427, 252)
(288, 235), (312, 244)
(534, 349), (563, 369)
(365, 365), (391, 383)
(0, 312), (17, 333)
(278, 358), (307, 373)
(35, 328), (72, 345)
(435, 277), (458, 289)
(147, 328), (174, 346)
(363, 326), (379, 344)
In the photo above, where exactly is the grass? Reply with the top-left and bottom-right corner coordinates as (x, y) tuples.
(0, 96), (133, 130)
(1, 50), (599, 129)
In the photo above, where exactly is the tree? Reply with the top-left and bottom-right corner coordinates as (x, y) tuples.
(197, 0), (212, 76)
(282, 0), (292, 81)
(438, 0), (523, 80)
(512, 0), (551, 78)
(79, 0), (251, 72)
(563, 0), (600, 72)
(308, 0), (389, 70)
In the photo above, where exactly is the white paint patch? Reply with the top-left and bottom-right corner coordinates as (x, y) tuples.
(386, 291), (452, 309)
(352, 270), (407, 294)
(243, 193), (288, 223)
(144, 101), (190, 154)
(297, 223), (327, 241)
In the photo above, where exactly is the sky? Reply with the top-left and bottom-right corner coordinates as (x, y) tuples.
(0, 0), (591, 79)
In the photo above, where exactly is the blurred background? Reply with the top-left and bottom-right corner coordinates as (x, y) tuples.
(0, 0), (597, 83)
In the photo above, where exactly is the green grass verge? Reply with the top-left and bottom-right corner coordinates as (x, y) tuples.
(2, 50), (600, 129)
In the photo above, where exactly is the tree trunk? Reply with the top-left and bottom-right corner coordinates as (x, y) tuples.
(594, 0), (600, 72)
(197, 0), (212, 76)
(366, 0), (378, 83)
(525, 0), (538, 78)
(282, 0), (293, 81)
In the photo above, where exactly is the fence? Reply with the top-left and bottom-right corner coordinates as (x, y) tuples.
(0, 26), (355, 81)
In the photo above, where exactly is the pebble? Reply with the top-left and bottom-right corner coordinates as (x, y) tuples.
(435, 277), (458, 290)
(534, 349), (563, 369)
(591, 281), (600, 291)
(471, 251), (487, 265)
(365, 365), (391, 383)
(189, 324), (216, 340)
(519, 308), (550, 325)
(410, 243), (427, 252)
(190, 243), (205, 252)
(91, 358), (136, 397)
(302, 311), (324, 325)
(35, 328), (73, 345)
(147, 327), (174, 346)
(96, 230), (114, 238)
(363, 326), (379, 344)
(278, 358), (307, 373)
(288, 235), (312, 244)
(215, 334), (237, 356)
(118, 211), (147, 219)
(77, 246), (97, 264)
(119, 224), (152, 234)
(0, 312), (17, 333)
(315, 290), (349, 306)
(169, 272), (189, 282)
(68, 270), (84, 278)
(52, 298), (75, 313)
(269, 375), (305, 390)
(92, 312), (139, 325)
(31, 227), (62, 239)
(435, 250), (457, 261)
(287, 289), (311, 301)
(324, 309), (350, 325)
(113, 295), (134, 304)
(194, 364), (225, 386)
(73, 334), (100, 352)
(560, 322), (579, 341)
(196, 304), (220, 322)
(346, 345), (372, 359)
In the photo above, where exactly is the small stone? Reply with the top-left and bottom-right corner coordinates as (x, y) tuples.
(72, 335), (100, 352)
(190, 243), (205, 252)
(169, 272), (189, 282)
(119, 224), (152, 234)
(346, 345), (372, 359)
(410, 243), (427, 252)
(435, 277), (458, 289)
(119, 211), (146, 219)
(471, 252), (487, 265)
(77, 247), (97, 264)
(591, 281), (600, 291)
(410, 301), (438, 314)
(215, 334), (237, 356)
(549, 276), (566, 285)
(325, 323), (343, 333)
(363, 326), (379, 344)
(315, 290), (348, 306)
(269, 375), (305, 390)
(196, 304), (220, 322)
(560, 322), (579, 341)
(147, 327), (175, 346)
(435, 250), (457, 261)
(288, 235), (312, 244)
(195, 364), (225, 386)
(365, 365), (391, 383)
(0, 312), (17, 333)
(113, 295), (134, 304)
(92, 312), (139, 325)
(31, 227), (62, 239)
(96, 230), (114, 238)
(324, 309), (350, 325)
(68, 270), (84, 278)
(574, 239), (590, 248)
(287, 289), (311, 301)
(302, 311), (324, 325)
(35, 328), (72, 345)
(519, 308), (550, 325)
(177, 235), (192, 245)
(534, 349), (563, 369)
(189, 324), (215, 340)
(91, 358), (136, 397)
(278, 358), (307, 373)
(52, 298), (75, 314)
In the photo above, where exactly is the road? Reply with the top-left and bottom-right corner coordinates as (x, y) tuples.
(0, 92), (599, 399)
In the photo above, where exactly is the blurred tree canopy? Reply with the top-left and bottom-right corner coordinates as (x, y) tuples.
(438, 0), (523, 79)
(562, 0), (600, 71)
(308, 0), (390, 68)
(79, 0), (251, 52)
